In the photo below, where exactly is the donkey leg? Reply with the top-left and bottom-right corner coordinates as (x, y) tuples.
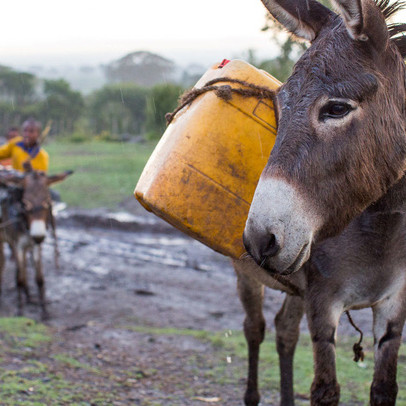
(275, 295), (304, 406)
(307, 299), (342, 406)
(14, 245), (28, 315)
(370, 291), (406, 406)
(33, 245), (48, 320)
(235, 264), (265, 406)
(21, 247), (30, 302)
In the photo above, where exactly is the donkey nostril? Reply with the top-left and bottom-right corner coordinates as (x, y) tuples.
(32, 236), (45, 244)
(262, 233), (280, 258)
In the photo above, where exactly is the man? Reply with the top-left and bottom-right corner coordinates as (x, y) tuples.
(0, 119), (48, 172)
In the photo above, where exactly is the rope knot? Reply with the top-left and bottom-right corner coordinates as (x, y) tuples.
(165, 112), (175, 125)
(353, 342), (365, 362)
(215, 85), (233, 101)
(345, 310), (365, 363)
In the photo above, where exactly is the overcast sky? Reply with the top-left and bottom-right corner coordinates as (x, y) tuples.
(0, 0), (273, 67)
(1, 0), (405, 68)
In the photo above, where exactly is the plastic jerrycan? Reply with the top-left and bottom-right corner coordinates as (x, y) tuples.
(135, 59), (281, 259)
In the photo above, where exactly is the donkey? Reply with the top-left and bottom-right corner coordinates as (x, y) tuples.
(239, 0), (406, 404)
(0, 168), (72, 319)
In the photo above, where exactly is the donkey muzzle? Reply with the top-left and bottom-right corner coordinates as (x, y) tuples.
(244, 178), (319, 275)
(30, 220), (46, 244)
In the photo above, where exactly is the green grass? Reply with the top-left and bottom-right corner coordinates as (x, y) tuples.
(0, 317), (120, 405)
(51, 354), (100, 374)
(46, 140), (156, 208)
(2, 318), (406, 404)
(0, 317), (51, 349)
(127, 325), (211, 340)
(127, 325), (406, 405)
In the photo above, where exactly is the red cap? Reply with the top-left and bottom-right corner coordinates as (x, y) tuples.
(218, 59), (231, 68)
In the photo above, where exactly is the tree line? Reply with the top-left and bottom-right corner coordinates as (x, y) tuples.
(0, 64), (184, 142)
(0, 36), (308, 142)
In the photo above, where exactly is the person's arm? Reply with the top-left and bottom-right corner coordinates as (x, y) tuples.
(0, 141), (14, 160)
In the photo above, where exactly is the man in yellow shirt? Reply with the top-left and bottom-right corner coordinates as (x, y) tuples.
(0, 118), (48, 172)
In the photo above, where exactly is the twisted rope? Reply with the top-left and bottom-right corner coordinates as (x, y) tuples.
(345, 310), (365, 362)
(165, 77), (277, 125)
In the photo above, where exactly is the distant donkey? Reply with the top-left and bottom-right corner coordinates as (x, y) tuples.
(0, 167), (72, 319)
(239, 0), (406, 404)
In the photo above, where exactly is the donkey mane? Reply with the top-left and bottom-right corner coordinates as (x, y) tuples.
(376, 0), (406, 57)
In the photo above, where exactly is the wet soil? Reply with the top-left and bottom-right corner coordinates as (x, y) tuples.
(0, 199), (376, 405)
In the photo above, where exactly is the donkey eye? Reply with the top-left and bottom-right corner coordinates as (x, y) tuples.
(319, 102), (354, 121)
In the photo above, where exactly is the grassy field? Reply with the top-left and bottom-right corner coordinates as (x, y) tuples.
(46, 140), (157, 209)
(1, 318), (406, 405)
(130, 325), (406, 405)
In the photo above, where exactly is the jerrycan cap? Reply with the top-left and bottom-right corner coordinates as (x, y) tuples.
(218, 59), (231, 68)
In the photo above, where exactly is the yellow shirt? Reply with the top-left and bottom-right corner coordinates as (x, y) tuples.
(0, 136), (49, 172)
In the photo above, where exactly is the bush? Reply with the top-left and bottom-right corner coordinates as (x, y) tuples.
(88, 83), (148, 136)
(145, 83), (184, 139)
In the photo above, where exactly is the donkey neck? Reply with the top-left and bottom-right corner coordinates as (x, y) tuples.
(365, 171), (406, 215)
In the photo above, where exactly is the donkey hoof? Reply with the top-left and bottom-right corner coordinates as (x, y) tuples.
(311, 381), (340, 406)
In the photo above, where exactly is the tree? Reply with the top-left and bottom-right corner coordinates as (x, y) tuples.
(258, 17), (307, 81)
(0, 65), (37, 105)
(0, 66), (38, 135)
(41, 79), (84, 134)
(145, 83), (184, 139)
(89, 83), (148, 136)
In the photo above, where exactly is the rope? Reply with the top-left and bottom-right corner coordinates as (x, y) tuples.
(345, 310), (365, 362)
(165, 77), (277, 125)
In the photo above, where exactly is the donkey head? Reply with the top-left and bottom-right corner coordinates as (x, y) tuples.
(1, 169), (73, 244)
(244, 0), (406, 274)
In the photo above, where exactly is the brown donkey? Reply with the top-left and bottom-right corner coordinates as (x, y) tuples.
(240, 0), (406, 404)
(0, 168), (72, 319)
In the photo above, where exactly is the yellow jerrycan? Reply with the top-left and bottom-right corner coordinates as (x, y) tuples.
(135, 59), (281, 259)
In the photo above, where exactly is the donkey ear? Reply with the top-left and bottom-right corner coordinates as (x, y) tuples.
(261, 0), (335, 41)
(47, 170), (74, 186)
(332, 0), (389, 49)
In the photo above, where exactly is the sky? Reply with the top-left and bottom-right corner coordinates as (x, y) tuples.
(0, 0), (274, 68)
(2, 0), (405, 70)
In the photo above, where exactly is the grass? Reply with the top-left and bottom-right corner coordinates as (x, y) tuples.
(0, 317), (119, 405)
(0, 317), (51, 349)
(2, 318), (406, 404)
(51, 354), (99, 374)
(126, 324), (406, 405)
(45, 140), (157, 208)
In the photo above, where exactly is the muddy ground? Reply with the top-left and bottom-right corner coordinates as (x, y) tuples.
(0, 199), (378, 405)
